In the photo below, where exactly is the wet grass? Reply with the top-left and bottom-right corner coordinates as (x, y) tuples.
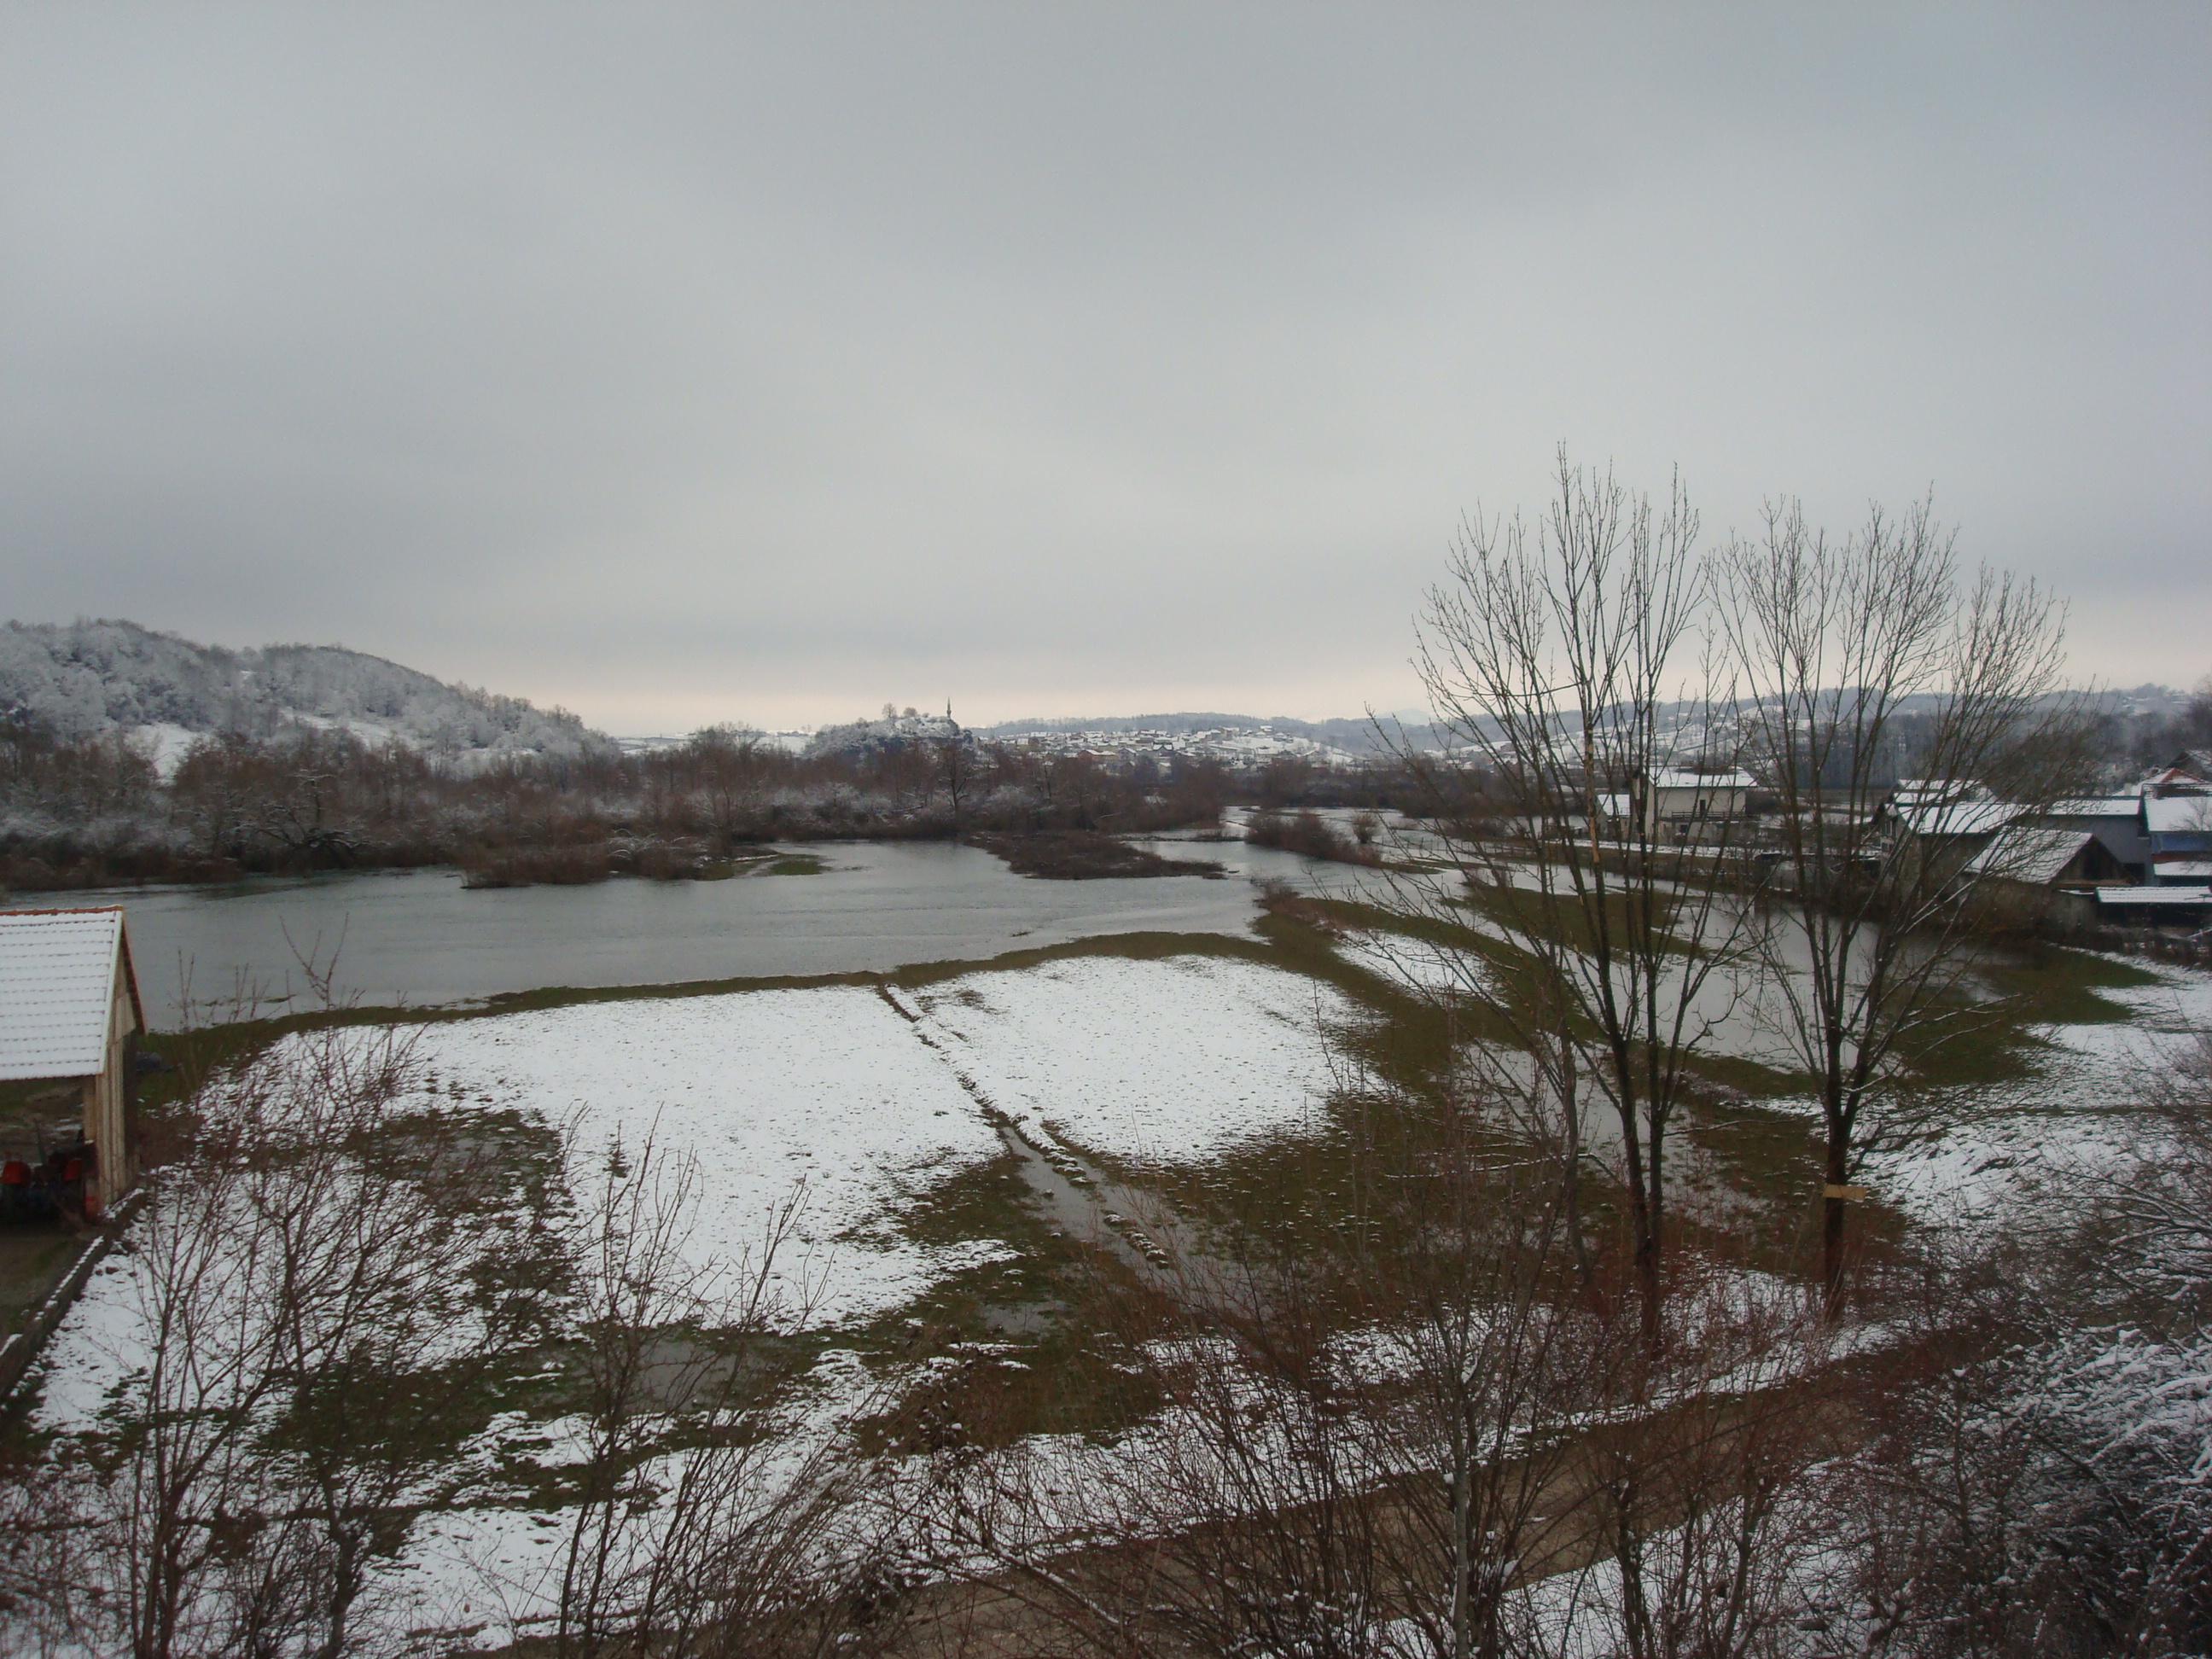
(965, 830), (1225, 881)
(1889, 941), (2159, 1090)
(1457, 877), (1699, 958)
(967, 898), (1518, 1266)
(0, 1230), (87, 1344)
(852, 1150), (1172, 1447)
(760, 852), (827, 876)
(133, 908), (2157, 1263)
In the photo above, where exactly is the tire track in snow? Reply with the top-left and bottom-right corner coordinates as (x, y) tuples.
(873, 981), (1187, 1282)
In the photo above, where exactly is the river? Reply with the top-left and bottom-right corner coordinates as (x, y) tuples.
(20, 835), (1356, 1027)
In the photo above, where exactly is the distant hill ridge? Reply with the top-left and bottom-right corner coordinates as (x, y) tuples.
(0, 619), (612, 766)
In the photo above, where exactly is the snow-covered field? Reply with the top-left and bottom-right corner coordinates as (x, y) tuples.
(15, 936), (2203, 1651)
(396, 987), (1012, 1327)
(38, 953), (1369, 1446)
(897, 955), (1355, 1164)
(33, 987), (1011, 1436)
(1335, 928), (1492, 1001)
(1857, 958), (2212, 1225)
(17, 955), (1381, 1650)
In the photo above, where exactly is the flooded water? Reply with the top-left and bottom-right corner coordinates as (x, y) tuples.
(27, 837), (1335, 1027)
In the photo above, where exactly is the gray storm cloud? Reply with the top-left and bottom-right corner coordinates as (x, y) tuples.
(2, 3), (2205, 730)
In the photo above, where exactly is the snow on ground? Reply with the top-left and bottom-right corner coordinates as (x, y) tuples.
(22, 987), (1015, 1650)
(125, 720), (201, 778)
(37, 953), (1373, 1449)
(1854, 957), (2212, 1227)
(399, 987), (1010, 1327)
(33, 985), (1010, 1446)
(34, 1247), (166, 1433)
(2040, 956), (2212, 1078)
(1336, 929), (1492, 1001)
(366, 1348), (891, 1650)
(1865, 1099), (2075, 1226)
(899, 955), (1354, 1165)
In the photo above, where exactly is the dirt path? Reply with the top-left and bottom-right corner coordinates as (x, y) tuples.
(873, 981), (1233, 1294)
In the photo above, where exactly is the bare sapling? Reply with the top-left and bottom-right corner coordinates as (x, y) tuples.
(544, 1134), (928, 1659)
(0, 1002), (559, 1659)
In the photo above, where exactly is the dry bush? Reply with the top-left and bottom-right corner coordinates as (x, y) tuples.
(1802, 1033), (2212, 1657)
(457, 840), (613, 888)
(1243, 808), (1382, 867)
(0, 1019), (560, 1657)
(904, 1088), (1838, 1659)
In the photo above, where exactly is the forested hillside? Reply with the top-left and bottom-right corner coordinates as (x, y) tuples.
(0, 620), (608, 765)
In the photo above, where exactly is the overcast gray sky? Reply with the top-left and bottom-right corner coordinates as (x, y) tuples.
(3, 4), (2205, 731)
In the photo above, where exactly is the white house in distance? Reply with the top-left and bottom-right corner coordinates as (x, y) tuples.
(1636, 767), (1755, 843)
(0, 907), (144, 1211)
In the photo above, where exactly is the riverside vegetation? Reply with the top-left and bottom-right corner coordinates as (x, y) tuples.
(0, 720), (1288, 892)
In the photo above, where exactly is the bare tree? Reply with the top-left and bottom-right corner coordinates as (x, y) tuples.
(540, 1135), (929, 1659)
(1821, 1170), (2212, 1655)
(1357, 1144), (1592, 1659)
(687, 722), (770, 845)
(1717, 494), (2080, 1308)
(903, 1059), (1840, 1659)
(0, 1012), (556, 1659)
(933, 704), (972, 830)
(1397, 450), (1756, 1342)
(1534, 1255), (1833, 1659)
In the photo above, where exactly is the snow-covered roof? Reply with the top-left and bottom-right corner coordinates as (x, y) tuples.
(1896, 799), (2017, 838)
(2142, 764), (2209, 790)
(2095, 887), (2212, 908)
(1965, 826), (2094, 885)
(1650, 769), (1754, 791)
(1891, 778), (1990, 806)
(0, 908), (137, 1080)
(2144, 795), (2212, 834)
(2156, 859), (2212, 881)
(2046, 795), (2142, 818)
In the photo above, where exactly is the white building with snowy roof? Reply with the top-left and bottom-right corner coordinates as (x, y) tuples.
(0, 907), (144, 1208)
(1636, 767), (1755, 843)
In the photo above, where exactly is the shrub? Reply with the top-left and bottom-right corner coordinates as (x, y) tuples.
(1243, 808), (1381, 866)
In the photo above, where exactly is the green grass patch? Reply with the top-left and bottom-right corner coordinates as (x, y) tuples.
(1891, 942), (2160, 1089)
(1458, 877), (1698, 958)
(760, 852), (827, 876)
(853, 1150), (1171, 1445)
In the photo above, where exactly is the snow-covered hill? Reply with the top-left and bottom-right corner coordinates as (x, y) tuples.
(803, 709), (968, 760)
(0, 620), (613, 770)
(980, 711), (1416, 755)
(989, 723), (1365, 769)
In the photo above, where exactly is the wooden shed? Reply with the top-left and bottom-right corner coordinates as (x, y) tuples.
(0, 907), (145, 1210)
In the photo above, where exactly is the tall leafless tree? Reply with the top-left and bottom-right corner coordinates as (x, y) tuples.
(1396, 450), (1756, 1344)
(1717, 494), (2081, 1309)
